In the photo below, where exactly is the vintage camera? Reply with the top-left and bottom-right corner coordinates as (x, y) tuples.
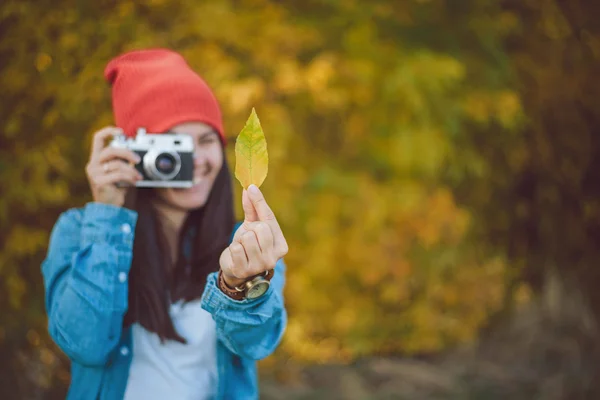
(110, 128), (195, 188)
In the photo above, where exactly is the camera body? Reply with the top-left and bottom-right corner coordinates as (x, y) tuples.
(109, 128), (195, 188)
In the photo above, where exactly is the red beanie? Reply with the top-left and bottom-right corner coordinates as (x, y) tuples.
(104, 48), (224, 141)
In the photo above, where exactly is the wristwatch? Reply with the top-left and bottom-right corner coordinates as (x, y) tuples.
(218, 269), (275, 300)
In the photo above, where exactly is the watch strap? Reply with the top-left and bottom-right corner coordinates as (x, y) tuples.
(218, 269), (275, 300)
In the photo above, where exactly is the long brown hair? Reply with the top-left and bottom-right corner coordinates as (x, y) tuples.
(123, 155), (234, 343)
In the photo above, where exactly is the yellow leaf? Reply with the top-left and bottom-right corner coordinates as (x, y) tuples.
(235, 108), (269, 189)
(35, 53), (52, 72)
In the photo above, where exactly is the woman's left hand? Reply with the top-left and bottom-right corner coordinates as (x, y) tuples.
(219, 184), (289, 288)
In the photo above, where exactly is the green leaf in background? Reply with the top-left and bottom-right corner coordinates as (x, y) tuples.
(235, 107), (268, 189)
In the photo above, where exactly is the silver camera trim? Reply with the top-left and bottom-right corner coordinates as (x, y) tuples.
(109, 128), (195, 188)
(143, 149), (182, 181)
(135, 180), (194, 188)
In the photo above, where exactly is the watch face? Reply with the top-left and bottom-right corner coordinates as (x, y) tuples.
(247, 281), (269, 299)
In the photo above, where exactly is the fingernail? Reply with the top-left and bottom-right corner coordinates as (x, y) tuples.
(248, 184), (260, 195)
(134, 155), (141, 163)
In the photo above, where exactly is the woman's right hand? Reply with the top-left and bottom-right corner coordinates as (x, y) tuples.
(85, 127), (143, 207)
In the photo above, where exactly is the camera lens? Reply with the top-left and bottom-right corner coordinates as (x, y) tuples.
(143, 149), (182, 181)
(155, 153), (176, 174)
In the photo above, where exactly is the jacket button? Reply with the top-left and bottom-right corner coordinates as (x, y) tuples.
(118, 272), (127, 283)
(121, 223), (132, 234)
(120, 346), (129, 356)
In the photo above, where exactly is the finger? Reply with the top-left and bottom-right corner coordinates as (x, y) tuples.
(246, 185), (287, 253)
(229, 242), (249, 279)
(241, 231), (263, 273)
(93, 160), (141, 181)
(100, 159), (128, 175)
(246, 185), (275, 222)
(242, 189), (259, 223)
(248, 223), (278, 269)
(90, 127), (122, 162)
(233, 220), (262, 246)
(251, 222), (274, 254)
(219, 247), (235, 273)
(93, 168), (140, 187)
(97, 147), (141, 166)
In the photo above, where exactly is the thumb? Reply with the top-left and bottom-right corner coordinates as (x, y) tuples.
(242, 189), (259, 222)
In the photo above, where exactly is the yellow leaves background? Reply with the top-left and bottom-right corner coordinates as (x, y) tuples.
(0, 1), (499, 327)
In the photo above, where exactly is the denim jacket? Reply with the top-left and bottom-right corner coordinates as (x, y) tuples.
(41, 202), (287, 400)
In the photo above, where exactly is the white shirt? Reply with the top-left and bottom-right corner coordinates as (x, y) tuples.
(123, 298), (218, 400)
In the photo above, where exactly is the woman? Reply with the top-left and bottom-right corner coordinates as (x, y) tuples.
(41, 49), (288, 400)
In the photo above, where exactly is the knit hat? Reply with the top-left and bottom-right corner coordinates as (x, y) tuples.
(104, 48), (224, 141)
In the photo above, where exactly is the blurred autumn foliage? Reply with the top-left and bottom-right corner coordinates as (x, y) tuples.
(1, 0), (600, 398)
